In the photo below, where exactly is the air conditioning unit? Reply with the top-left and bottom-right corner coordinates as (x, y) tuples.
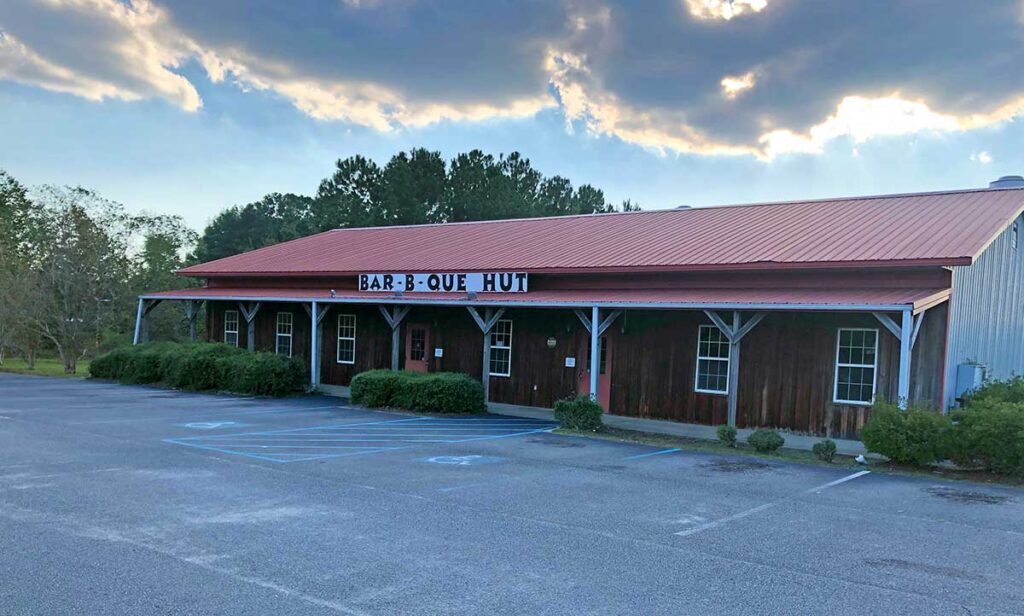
(954, 363), (986, 405)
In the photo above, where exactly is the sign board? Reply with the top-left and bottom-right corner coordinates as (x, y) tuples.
(359, 272), (528, 293)
(564, 357), (576, 368)
(434, 347), (444, 358)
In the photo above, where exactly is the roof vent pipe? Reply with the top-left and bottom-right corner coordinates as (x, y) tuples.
(989, 175), (1024, 189)
(675, 204), (692, 210)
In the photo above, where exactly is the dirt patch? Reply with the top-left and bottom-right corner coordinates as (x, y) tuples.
(926, 486), (1011, 505)
(864, 558), (985, 581)
(703, 460), (772, 473)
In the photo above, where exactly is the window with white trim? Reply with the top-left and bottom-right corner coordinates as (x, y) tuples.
(834, 328), (878, 404)
(275, 312), (293, 357)
(336, 314), (356, 364)
(489, 319), (512, 377)
(695, 325), (730, 394)
(224, 310), (239, 347)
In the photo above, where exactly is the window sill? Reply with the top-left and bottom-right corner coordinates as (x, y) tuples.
(695, 389), (728, 396)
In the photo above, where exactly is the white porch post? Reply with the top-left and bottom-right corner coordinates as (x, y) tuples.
(467, 306), (506, 403)
(185, 300), (202, 342)
(132, 298), (145, 345)
(482, 308), (493, 401)
(897, 308), (913, 405)
(727, 311), (741, 428)
(310, 301), (319, 389)
(589, 306), (599, 402)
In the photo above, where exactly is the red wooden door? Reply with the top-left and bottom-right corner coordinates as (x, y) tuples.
(578, 335), (612, 410)
(405, 324), (430, 372)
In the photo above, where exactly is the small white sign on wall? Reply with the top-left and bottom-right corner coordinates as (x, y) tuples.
(564, 357), (576, 368)
(434, 347), (444, 358)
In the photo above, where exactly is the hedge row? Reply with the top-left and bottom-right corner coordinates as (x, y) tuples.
(89, 342), (307, 397)
(350, 369), (485, 414)
(861, 377), (1024, 476)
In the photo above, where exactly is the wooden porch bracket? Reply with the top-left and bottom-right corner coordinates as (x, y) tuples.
(237, 302), (261, 352)
(379, 305), (411, 370)
(467, 306), (507, 402)
(873, 308), (927, 407)
(702, 310), (767, 427)
(574, 308), (623, 404)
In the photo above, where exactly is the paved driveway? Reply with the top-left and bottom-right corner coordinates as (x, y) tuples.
(1, 374), (1023, 615)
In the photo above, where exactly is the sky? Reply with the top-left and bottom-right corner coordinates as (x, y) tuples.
(1, 0), (1023, 232)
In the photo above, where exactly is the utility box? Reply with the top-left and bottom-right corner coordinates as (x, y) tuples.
(954, 363), (986, 404)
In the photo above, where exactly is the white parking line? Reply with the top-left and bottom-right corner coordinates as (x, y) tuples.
(675, 470), (871, 538)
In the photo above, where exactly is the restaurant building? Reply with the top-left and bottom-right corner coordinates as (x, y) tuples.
(138, 180), (1024, 438)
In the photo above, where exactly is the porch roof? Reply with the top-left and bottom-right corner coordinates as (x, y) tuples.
(144, 285), (950, 314)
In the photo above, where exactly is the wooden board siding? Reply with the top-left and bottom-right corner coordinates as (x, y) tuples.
(203, 300), (947, 438)
(206, 301), (311, 361)
(317, 305), (392, 386)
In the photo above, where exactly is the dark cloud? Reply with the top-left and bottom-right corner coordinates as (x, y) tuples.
(1, 0), (1022, 157)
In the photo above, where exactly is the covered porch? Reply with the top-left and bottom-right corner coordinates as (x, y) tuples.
(137, 284), (950, 438)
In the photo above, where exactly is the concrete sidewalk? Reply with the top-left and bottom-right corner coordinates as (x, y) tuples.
(321, 385), (867, 455)
(488, 402), (869, 456)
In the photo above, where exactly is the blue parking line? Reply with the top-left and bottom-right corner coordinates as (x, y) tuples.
(625, 448), (681, 460)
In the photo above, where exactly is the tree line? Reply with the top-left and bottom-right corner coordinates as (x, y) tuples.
(0, 173), (196, 373)
(194, 149), (639, 262)
(0, 148), (638, 372)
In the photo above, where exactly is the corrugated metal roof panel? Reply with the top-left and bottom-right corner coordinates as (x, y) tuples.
(145, 286), (949, 312)
(178, 187), (1024, 276)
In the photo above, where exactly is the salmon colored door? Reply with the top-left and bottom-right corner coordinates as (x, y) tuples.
(578, 335), (612, 410)
(405, 324), (430, 372)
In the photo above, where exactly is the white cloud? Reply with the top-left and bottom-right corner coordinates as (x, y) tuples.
(720, 71), (756, 100)
(684, 0), (769, 21)
(971, 151), (994, 164)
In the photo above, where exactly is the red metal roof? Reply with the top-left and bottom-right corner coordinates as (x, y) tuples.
(178, 187), (1024, 277)
(145, 286), (949, 312)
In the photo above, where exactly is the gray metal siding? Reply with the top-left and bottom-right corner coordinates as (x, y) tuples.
(944, 214), (1024, 407)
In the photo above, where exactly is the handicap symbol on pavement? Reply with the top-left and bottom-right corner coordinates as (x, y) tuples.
(425, 455), (502, 466)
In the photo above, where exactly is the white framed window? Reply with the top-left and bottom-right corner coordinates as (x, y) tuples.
(834, 328), (878, 405)
(336, 314), (356, 364)
(695, 325), (730, 394)
(275, 312), (293, 357)
(489, 319), (512, 377)
(224, 310), (239, 347)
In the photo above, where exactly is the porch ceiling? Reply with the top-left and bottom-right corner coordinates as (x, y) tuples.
(143, 286), (950, 314)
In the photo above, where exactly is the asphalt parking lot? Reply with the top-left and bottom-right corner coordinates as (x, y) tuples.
(2, 374), (1023, 615)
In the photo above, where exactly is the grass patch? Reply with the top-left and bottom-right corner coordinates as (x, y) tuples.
(554, 426), (1024, 486)
(0, 358), (89, 378)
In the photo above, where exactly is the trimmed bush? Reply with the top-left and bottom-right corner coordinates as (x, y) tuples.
(813, 439), (837, 463)
(716, 425), (737, 447)
(553, 396), (604, 431)
(350, 370), (485, 414)
(861, 402), (951, 466)
(747, 429), (785, 453)
(948, 399), (1024, 476)
(964, 376), (1024, 406)
(88, 342), (306, 397)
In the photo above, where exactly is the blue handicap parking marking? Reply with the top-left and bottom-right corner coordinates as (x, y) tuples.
(163, 416), (556, 463)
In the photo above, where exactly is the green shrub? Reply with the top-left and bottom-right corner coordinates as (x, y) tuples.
(861, 402), (951, 466)
(88, 342), (306, 397)
(747, 429), (785, 453)
(948, 399), (1024, 476)
(89, 347), (133, 380)
(812, 438), (837, 463)
(964, 376), (1024, 406)
(553, 396), (604, 431)
(716, 425), (737, 447)
(350, 370), (485, 414)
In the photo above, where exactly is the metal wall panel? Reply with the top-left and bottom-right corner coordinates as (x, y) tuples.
(945, 214), (1024, 407)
